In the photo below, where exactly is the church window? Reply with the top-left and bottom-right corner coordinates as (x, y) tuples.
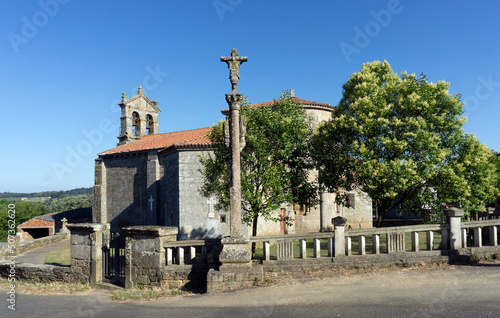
(146, 114), (154, 135)
(132, 112), (141, 136)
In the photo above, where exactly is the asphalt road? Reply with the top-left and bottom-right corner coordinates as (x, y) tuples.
(1, 264), (499, 318)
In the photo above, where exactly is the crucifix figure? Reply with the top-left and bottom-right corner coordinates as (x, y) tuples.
(221, 48), (248, 93)
(148, 196), (154, 212)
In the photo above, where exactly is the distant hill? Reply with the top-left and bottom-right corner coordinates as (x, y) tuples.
(0, 187), (93, 200)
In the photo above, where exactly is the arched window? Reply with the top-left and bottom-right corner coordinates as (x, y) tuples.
(146, 114), (154, 135)
(132, 112), (141, 136)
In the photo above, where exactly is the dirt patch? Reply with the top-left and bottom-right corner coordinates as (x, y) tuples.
(255, 259), (500, 287)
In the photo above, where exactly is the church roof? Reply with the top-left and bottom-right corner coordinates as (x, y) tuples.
(221, 96), (333, 115)
(100, 95), (331, 156)
(99, 127), (211, 156)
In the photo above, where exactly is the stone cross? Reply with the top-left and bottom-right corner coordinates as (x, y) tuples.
(207, 197), (217, 218)
(218, 48), (252, 266)
(148, 196), (154, 211)
(221, 48), (248, 93)
(220, 48), (248, 239)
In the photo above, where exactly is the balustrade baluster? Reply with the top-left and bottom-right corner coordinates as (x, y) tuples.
(300, 239), (307, 259)
(313, 238), (320, 258)
(372, 234), (380, 254)
(358, 235), (366, 255)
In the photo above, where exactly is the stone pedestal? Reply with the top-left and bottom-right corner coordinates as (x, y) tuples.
(218, 236), (252, 268)
(67, 223), (107, 284)
(334, 224), (346, 257)
(447, 207), (465, 250)
(122, 226), (178, 288)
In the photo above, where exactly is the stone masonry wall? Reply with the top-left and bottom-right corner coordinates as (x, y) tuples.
(104, 154), (153, 230)
(159, 152), (180, 228)
(0, 262), (88, 284)
(177, 150), (231, 239)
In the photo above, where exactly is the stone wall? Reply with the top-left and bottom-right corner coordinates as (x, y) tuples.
(0, 262), (87, 284)
(177, 150), (231, 239)
(103, 154), (154, 230)
(160, 151), (180, 228)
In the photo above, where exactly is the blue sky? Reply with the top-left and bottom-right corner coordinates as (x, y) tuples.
(1, 0), (499, 193)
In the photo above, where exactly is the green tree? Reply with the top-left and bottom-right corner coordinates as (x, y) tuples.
(0, 200), (48, 241)
(46, 194), (93, 213)
(200, 91), (317, 244)
(311, 61), (498, 225)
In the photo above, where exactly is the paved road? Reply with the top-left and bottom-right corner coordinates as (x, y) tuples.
(13, 239), (70, 264)
(1, 264), (499, 318)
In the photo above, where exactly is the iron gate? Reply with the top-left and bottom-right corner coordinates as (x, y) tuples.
(102, 232), (125, 285)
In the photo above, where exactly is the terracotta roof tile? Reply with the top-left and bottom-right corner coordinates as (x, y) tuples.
(99, 127), (211, 156)
(222, 96), (332, 113)
(99, 96), (331, 156)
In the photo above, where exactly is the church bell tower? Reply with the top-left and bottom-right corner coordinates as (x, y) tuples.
(117, 85), (161, 146)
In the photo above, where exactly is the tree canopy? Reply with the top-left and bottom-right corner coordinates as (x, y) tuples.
(311, 61), (498, 225)
(200, 91), (317, 238)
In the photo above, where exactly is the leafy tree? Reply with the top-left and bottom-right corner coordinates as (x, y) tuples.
(200, 91), (317, 244)
(0, 200), (48, 241)
(46, 194), (93, 213)
(311, 61), (498, 226)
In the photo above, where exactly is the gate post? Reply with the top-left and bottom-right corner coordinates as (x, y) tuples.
(67, 223), (107, 284)
(122, 226), (178, 289)
(447, 207), (465, 250)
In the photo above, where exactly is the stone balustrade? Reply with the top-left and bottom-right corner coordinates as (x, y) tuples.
(164, 239), (221, 265)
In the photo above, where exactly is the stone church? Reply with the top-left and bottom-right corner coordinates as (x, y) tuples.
(92, 86), (372, 239)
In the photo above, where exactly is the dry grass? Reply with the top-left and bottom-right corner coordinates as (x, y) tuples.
(44, 244), (71, 266)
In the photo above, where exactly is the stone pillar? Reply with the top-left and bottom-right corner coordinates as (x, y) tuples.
(447, 207), (465, 250)
(67, 223), (107, 284)
(92, 159), (106, 224)
(122, 226), (178, 289)
(334, 224), (346, 257)
(218, 50), (251, 268)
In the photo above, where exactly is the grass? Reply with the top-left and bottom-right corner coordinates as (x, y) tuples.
(0, 277), (91, 294)
(44, 244), (71, 265)
(107, 288), (188, 301)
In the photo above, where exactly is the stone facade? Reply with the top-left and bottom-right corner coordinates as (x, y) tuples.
(93, 90), (373, 240)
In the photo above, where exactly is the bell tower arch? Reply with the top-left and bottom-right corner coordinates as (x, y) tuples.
(117, 85), (161, 146)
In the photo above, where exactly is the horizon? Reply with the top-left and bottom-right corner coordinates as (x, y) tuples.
(2, 1), (499, 193)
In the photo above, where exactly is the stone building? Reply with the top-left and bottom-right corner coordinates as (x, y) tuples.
(93, 87), (372, 239)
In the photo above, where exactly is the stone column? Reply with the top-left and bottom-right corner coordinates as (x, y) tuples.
(447, 207), (465, 250)
(122, 226), (178, 288)
(218, 93), (251, 268)
(92, 158), (106, 224)
(333, 216), (347, 257)
(67, 223), (107, 284)
(218, 49), (251, 268)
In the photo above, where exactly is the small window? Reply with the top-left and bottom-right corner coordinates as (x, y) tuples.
(219, 214), (226, 223)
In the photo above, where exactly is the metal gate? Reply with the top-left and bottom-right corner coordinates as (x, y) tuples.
(102, 232), (125, 285)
